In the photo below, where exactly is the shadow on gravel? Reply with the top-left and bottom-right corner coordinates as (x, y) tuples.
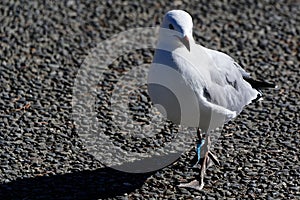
(0, 167), (152, 200)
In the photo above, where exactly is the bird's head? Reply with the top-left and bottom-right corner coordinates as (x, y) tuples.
(160, 10), (194, 51)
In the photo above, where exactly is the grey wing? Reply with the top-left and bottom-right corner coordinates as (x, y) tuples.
(202, 47), (259, 114)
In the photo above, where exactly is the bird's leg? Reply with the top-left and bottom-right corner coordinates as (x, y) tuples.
(179, 132), (220, 191)
(178, 130), (209, 190)
(179, 131), (209, 190)
(190, 128), (205, 168)
(197, 134), (211, 189)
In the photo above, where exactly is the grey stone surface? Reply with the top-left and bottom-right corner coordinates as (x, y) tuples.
(0, 0), (299, 199)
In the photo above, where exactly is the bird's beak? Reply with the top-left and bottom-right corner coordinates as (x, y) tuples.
(180, 35), (190, 51)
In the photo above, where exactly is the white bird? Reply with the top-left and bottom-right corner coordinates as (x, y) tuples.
(147, 10), (276, 190)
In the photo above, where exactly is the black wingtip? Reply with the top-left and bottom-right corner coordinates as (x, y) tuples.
(243, 77), (277, 90)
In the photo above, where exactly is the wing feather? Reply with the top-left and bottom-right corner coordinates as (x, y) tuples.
(202, 47), (258, 113)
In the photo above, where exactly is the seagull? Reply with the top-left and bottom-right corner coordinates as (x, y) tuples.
(147, 10), (276, 191)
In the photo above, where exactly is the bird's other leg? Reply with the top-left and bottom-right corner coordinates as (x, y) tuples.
(178, 129), (209, 191)
(196, 134), (221, 189)
(179, 132), (220, 191)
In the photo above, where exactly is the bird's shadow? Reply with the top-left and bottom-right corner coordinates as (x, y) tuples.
(0, 152), (185, 200)
(0, 166), (152, 200)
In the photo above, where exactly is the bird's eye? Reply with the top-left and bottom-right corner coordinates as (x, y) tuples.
(169, 24), (174, 30)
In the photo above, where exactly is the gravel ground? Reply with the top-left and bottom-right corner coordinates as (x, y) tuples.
(0, 0), (299, 199)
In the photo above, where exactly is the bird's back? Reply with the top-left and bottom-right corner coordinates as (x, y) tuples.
(201, 47), (259, 113)
(148, 43), (252, 131)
